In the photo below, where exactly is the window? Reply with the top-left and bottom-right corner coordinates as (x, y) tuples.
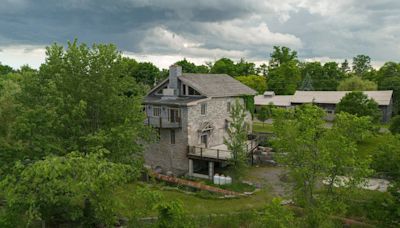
(201, 103), (207, 115)
(153, 106), (161, 117)
(201, 134), (208, 147)
(188, 86), (201, 95)
(170, 130), (175, 144)
(227, 102), (231, 112)
(169, 108), (180, 123)
(182, 84), (187, 95)
(326, 110), (334, 114)
(225, 119), (230, 131)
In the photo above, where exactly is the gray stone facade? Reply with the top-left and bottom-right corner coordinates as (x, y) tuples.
(143, 65), (256, 176)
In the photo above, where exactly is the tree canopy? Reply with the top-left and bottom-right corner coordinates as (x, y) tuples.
(336, 91), (381, 122)
(337, 76), (378, 91)
(235, 75), (267, 94)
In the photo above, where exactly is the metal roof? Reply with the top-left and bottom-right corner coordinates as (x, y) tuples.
(254, 95), (292, 107)
(291, 90), (393, 106)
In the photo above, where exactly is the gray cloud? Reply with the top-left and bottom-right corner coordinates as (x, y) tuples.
(0, 0), (399, 67)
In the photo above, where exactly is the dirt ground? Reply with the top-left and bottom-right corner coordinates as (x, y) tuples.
(243, 166), (291, 197)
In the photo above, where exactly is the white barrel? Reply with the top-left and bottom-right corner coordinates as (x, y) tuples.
(225, 176), (232, 185)
(219, 175), (226, 185)
(213, 174), (220, 185)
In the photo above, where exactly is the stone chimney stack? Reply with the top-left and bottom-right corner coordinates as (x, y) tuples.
(162, 65), (182, 99)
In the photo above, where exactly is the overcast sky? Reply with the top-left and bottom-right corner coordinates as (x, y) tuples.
(0, 0), (399, 69)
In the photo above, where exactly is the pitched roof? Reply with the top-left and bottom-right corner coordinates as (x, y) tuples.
(179, 73), (256, 97)
(254, 94), (292, 107)
(291, 90), (393, 105)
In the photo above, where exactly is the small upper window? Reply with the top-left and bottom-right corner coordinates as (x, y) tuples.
(227, 102), (231, 112)
(201, 103), (207, 115)
(188, 86), (201, 96)
(153, 106), (161, 117)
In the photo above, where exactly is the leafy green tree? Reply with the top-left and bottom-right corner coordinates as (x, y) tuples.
(175, 58), (209, 74)
(0, 152), (133, 226)
(257, 105), (273, 126)
(389, 115), (400, 135)
(210, 58), (237, 76)
(268, 46), (300, 95)
(0, 62), (14, 75)
(156, 200), (194, 228)
(269, 46), (298, 68)
(273, 104), (373, 226)
(378, 62), (400, 114)
(352, 54), (373, 77)
(235, 58), (256, 76)
(336, 91), (381, 122)
(259, 198), (296, 228)
(257, 63), (268, 76)
(337, 76), (377, 91)
(340, 59), (351, 74)
(235, 75), (267, 94)
(299, 72), (314, 91)
(268, 61), (301, 95)
(8, 40), (153, 165)
(371, 134), (400, 181)
(224, 99), (249, 179)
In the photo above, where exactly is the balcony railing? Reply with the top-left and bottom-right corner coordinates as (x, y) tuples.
(145, 116), (181, 128)
(187, 139), (258, 161)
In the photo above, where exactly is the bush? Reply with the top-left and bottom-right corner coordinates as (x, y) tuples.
(389, 115), (400, 135)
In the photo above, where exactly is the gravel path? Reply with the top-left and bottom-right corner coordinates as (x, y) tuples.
(244, 166), (291, 197)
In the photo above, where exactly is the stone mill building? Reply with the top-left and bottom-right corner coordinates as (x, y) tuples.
(143, 65), (257, 179)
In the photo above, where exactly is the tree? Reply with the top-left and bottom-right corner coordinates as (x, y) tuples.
(268, 46), (300, 95)
(268, 61), (301, 95)
(257, 63), (268, 76)
(273, 104), (373, 226)
(257, 104), (273, 126)
(224, 99), (249, 179)
(259, 198), (296, 228)
(7, 40), (153, 166)
(156, 200), (194, 228)
(235, 58), (256, 76)
(336, 91), (381, 122)
(371, 134), (400, 181)
(352, 54), (372, 77)
(337, 76), (377, 91)
(389, 115), (400, 135)
(210, 58), (237, 76)
(378, 62), (400, 114)
(340, 59), (350, 74)
(299, 72), (314, 91)
(235, 75), (267, 94)
(175, 58), (209, 74)
(0, 152), (133, 226)
(0, 62), (14, 75)
(269, 46), (298, 68)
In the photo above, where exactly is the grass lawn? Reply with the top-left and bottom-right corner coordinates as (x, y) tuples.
(253, 122), (274, 133)
(356, 133), (391, 158)
(114, 182), (273, 217)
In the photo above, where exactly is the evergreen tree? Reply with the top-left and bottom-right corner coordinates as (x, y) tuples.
(300, 72), (314, 91)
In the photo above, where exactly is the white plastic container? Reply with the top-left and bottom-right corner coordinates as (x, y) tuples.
(219, 175), (226, 185)
(225, 176), (232, 185)
(213, 174), (220, 185)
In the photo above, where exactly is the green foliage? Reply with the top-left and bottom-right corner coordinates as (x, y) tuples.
(389, 115), (400, 134)
(268, 47), (301, 95)
(122, 57), (162, 86)
(210, 58), (256, 77)
(0, 152), (133, 226)
(337, 76), (377, 91)
(1, 40), (153, 166)
(336, 91), (381, 122)
(235, 75), (266, 94)
(175, 58), (209, 73)
(273, 104), (373, 226)
(371, 134), (400, 180)
(224, 99), (249, 179)
(0, 62), (14, 75)
(378, 62), (400, 114)
(259, 198), (296, 228)
(300, 62), (344, 91)
(241, 94), (255, 117)
(299, 72), (314, 91)
(352, 54), (373, 77)
(156, 200), (194, 228)
(257, 104), (273, 125)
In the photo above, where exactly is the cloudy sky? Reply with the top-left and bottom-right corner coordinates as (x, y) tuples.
(0, 0), (399, 69)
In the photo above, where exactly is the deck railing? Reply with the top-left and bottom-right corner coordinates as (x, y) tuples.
(145, 116), (181, 128)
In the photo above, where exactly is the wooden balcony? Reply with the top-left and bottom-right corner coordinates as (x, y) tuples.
(187, 139), (258, 162)
(145, 116), (181, 128)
